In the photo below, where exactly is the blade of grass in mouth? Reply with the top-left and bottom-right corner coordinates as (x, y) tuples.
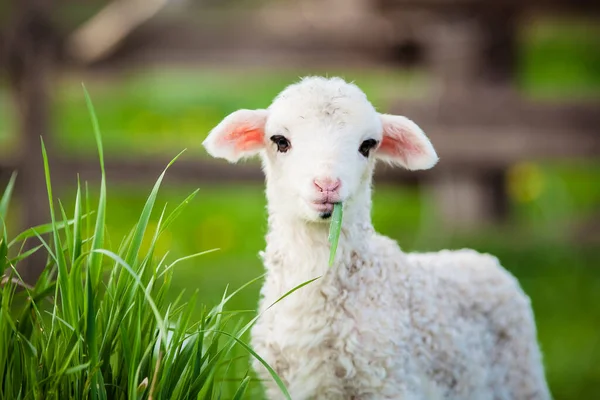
(328, 203), (343, 267)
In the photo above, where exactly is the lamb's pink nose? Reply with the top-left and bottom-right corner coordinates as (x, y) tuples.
(313, 177), (341, 193)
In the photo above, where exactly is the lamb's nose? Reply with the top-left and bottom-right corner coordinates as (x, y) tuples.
(313, 178), (341, 193)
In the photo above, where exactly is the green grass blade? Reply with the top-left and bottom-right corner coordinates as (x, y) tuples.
(7, 213), (94, 248)
(58, 200), (74, 263)
(198, 276), (320, 399)
(85, 181), (91, 253)
(0, 172), (17, 220)
(83, 84), (107, 287)
(214, 331), (291, 400)
(70, 180), (85, 326)
(64, 363), (91, 376)
(0, 237), (7, 276)
(92, 249), (167, 347)
(72, 178), (83, 267)
(127, 303), (142, 399)
(137, 203), (168, 283)
(40, 138), (57, 227)
(85, 267), (105, 400)
(328, 203), (343, 266)
(124, 150), (186, 269)
(7, 244), (44, 266)
(41, 138), (71, 321)
(231, 376), (251, 400)
(88, 167), (106, 286)
(159, 189), (199, 235)
(218, 273), (265, 310)
(159, 249), (220, 278)
(242, 276), (320, 334)
(82, 84), (105, 175)
(32, 230), (57, 267)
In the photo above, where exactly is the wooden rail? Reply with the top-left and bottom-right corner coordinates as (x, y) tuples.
(3, 92), (596, 190)
(0, 156), (422, 189)
(391, 97), (600, 166)
(1, 93), (597, 233)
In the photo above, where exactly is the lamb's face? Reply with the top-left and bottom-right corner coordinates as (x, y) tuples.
(260, 85), (383, 221)
(203, 76), (439, 222)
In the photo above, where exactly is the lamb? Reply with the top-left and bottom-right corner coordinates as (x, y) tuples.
(202, 76), (551, 400)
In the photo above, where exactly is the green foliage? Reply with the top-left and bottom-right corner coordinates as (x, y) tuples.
(519, 16), (600, 98)
(0, 89), (298, 399)
(328, 203), (343, 267)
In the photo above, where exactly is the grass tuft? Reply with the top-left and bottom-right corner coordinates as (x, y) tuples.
(0, 86), (303, 399)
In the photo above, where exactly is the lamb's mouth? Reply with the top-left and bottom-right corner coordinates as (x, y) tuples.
(320, 211), (333, 219)
(312, 202), (338, 219)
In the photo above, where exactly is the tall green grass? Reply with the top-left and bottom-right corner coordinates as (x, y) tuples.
(0, 86), (298, 399)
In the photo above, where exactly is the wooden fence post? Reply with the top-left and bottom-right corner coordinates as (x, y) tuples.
(422, 10), (517, 228)
(5, 0), (54, 284)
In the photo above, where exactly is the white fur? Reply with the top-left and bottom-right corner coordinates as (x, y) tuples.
(203, 76), (551, 399)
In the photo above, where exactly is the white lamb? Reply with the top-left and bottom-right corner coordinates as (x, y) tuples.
(202, 76), (551, 400)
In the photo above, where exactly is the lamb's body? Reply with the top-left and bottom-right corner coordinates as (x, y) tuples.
(251, 216), (550, 400)
(203, 76), (551, 399)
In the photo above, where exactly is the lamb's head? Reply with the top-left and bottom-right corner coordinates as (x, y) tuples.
(203, 76), (438, 222)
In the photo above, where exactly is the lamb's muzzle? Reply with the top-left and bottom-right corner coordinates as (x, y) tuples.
(312, 177), (341, 217)
(202, 76), (552, 400)
(313, 177), (341, 193)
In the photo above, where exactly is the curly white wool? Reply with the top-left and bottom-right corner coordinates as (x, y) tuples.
(203, 76), (551, 400)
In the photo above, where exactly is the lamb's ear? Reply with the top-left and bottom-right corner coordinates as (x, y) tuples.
(202, 109), (269, 163)
(375, 113), (438, 170)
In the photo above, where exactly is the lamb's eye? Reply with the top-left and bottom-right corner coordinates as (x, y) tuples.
(270, 135), (291, 153)
(358, 139), (378, 157)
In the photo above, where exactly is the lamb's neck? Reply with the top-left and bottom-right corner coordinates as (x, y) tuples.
(264, 202), (374, 281)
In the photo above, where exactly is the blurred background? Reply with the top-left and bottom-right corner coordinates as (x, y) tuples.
(1, 0), (599, 398)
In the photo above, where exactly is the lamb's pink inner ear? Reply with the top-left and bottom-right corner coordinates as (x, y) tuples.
(377, 114), (438, 170)
(379, 132), (423, 159)
(203, 109), (268, 162)
(223, 124), (265, 153)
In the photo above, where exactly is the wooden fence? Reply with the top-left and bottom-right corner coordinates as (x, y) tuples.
(1, 0), (599, 282)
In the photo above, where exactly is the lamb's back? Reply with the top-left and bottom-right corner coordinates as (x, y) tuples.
(398, 248), (540, 398)
(404, 248), (531, 321)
